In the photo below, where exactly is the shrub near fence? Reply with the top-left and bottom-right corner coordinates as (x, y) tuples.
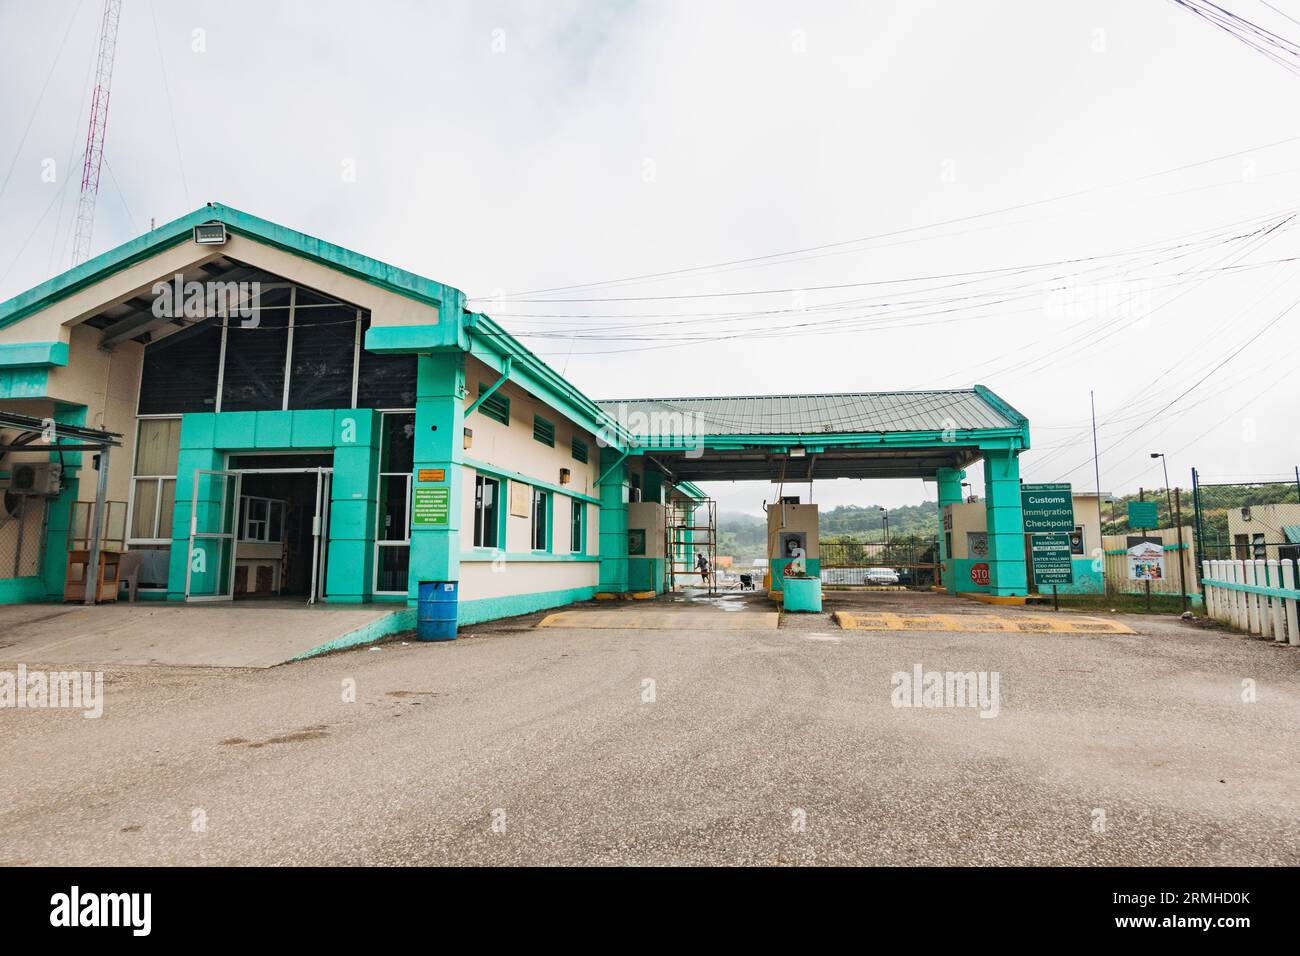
(1201, 559), (1300, 645)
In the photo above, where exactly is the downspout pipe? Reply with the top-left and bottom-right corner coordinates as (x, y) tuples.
(464, 355), (512, 416)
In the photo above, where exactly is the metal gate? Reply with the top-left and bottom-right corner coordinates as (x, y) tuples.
(819, 535), (939, 588)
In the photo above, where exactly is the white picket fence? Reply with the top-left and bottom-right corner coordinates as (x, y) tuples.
(1202, 559), (1300, 645)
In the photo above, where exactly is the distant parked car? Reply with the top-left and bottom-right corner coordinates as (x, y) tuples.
(864, 567), (900, 586)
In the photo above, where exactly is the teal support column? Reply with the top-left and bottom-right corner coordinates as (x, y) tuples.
(326, 409), (379, 603)
(983, 449), (1028, 596)
(643, 468), (665, 505)
(42, 404), (87, 599)
(935, 467), (965, 589)
(598, 446), (628, 593)
(407, 352), (466, 604)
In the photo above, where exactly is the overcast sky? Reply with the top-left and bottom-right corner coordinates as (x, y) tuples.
(2, 0), (1297, 516)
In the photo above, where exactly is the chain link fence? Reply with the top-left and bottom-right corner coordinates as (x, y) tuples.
(0, 491), (48, 580)
(820, 535), (939, 588)
(1191, 469), (1300, 567)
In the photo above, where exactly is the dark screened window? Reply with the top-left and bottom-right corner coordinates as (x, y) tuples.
(220, 287), (291, 412)
(531, 488), (549, 551)
(289, 289), (358, 409)
(477, 383), (510, 425)
(571, 499), (584, 553)
(533, 415), (555, 446)
(137, 320), (221, 415)
(138, 282), (421, 414)
(380, 412), (415, 473)
(357, 315), (418, 409)
(474, 475), (500, 549)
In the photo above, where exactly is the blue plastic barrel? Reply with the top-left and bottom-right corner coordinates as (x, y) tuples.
(417, 581), (458, 641)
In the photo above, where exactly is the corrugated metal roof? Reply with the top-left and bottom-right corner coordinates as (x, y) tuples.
(595, 389), (1019, 438)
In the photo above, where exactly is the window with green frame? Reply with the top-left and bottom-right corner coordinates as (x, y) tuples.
(533, 414), (555, 447)
(531, 487), (551, 551)
(570, 499), (584, 553)
(477, 383), (510, 425)
(571, 436), (589, 463)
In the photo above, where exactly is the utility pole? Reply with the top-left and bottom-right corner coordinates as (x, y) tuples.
(71, 0), (124, 265)
(1090, 390), (1104, 586)
(1152, 452), (1189, 614)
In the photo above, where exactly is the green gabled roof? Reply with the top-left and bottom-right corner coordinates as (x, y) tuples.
(596, 388), (1026, 436)
(0, 203), (632, 450)
(0, 202), (463, 332)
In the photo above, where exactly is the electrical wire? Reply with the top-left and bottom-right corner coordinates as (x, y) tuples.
(472, 132), (1300, 301)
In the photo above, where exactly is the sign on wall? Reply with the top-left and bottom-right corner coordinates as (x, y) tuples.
(1020, 483), (1075, 533)
(413, 487), (450, 526)
(966, 532), (988, 559)
(1127, 500), (1159, 529)
(970, 563), (990, 586)
(1126, 536), (1165, 580)
(417, 468), (445, 483)
(509, 480), (530, 518)
(1030, 532), (1074, 586)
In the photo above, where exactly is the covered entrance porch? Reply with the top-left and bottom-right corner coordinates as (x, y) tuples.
(595, 387), (1033, 599)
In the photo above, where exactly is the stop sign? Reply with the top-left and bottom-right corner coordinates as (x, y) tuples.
(970, 563), (990, 586)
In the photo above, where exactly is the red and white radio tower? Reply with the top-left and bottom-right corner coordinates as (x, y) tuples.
(71, 0), (123, 266)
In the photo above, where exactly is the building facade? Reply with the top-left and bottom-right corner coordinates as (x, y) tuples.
(0, 204), (1034, 624)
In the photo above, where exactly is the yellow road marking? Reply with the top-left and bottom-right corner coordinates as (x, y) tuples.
(832, 612), (1133, 634)
(537, 610), (780, 630)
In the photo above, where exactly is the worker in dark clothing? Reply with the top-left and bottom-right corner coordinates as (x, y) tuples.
(695, 551), (711, 587)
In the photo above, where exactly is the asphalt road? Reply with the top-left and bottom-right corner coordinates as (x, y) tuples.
(2, 598), (1297, 866)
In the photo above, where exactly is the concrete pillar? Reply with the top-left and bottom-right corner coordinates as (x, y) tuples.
(983, 449), (1028, 596)
(325, 409), (379, 603)
(642, 467), (666, 505)
(935, 467), (965, 585)
(407, 352), (466, 603)
(598, 446), (628, 593)
(42, 404), (87, 599)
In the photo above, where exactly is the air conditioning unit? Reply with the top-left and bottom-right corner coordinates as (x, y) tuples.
(10, 462), (62, 496)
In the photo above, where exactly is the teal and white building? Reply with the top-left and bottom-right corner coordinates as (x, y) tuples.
(0, 204), (1035, 623)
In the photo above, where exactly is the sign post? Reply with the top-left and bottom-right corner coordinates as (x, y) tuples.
(1029, 532), (1073, 609)
(1022, 484), (1075, 604)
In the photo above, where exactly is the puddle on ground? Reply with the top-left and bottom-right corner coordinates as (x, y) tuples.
(676, 589), (749, 612)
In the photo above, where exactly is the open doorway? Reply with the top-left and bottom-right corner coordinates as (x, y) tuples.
(228, 454), (333, 603)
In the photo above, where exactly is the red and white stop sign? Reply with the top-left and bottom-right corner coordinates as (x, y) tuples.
(970, 563), (990, 586)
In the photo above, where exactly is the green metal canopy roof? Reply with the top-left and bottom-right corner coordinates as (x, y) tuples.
(596, 388), (1021, 437)
(594, 386), (1029, 481)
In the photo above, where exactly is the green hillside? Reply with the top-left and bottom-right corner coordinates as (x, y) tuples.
(718, 501), (940, 562)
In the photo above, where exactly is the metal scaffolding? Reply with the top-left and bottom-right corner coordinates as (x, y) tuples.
(665, 496), (716, 594)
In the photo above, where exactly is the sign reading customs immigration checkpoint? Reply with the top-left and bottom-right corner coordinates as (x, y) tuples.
(1020, 482), (1074, 534)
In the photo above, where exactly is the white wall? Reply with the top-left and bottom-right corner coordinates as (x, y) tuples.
(457, 355), (603, 604)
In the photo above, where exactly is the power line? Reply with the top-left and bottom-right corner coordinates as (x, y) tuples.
(0, 0), (88, 210)
(472, 132), (1300, 301)
(1048, 293), (1300, 483)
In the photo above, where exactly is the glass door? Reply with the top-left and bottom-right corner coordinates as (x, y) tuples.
(185, 469), (241, 601)
(309, 468), (332, 604)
